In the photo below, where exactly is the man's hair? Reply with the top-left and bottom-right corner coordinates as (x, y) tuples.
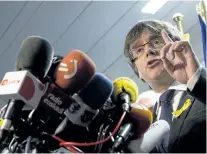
(124, 20), (182, 77)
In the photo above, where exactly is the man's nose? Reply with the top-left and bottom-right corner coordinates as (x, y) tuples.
(145, 45), (157, 58)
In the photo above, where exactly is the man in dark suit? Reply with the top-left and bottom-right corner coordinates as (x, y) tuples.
(124, 20), (206, 153)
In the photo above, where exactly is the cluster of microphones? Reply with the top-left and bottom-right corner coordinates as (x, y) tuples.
(0, 36), (170, 153)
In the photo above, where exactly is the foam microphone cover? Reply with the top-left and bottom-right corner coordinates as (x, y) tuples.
(15, 36), (54, 78)
(128, 120), (170, 153)
(112, 77), (138, 103)
(129, 103), (153, 139)
(78, 73), (113, 109)
(55, 50), (96, 95)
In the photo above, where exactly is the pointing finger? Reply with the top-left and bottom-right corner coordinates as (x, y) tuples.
(161, 29), (173, 44)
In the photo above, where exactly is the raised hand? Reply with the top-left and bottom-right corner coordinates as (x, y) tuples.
(160, 30), (200, 84)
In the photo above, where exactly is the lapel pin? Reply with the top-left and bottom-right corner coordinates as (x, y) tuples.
(172, 99), (192, 118)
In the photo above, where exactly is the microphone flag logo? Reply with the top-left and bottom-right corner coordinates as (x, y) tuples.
(58, 60), (78, 79)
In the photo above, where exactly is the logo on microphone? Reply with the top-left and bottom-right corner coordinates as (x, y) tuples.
(58, 60), (78, 79)
(0, 79), (20, 85)
(68, 101), (81, 114)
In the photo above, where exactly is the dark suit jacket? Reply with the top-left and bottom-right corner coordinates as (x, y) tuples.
(152, 68), (206, 153)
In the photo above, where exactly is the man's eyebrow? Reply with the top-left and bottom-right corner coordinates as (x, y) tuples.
(149, 34), (161, 40)
(131, 40), (142, 49)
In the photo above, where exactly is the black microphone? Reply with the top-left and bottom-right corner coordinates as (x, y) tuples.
(0, 36), (54, 141)
(15, 36), (54, 80)
(54, 73), (113, 142)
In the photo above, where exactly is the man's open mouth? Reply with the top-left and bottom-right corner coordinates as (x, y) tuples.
(147, 59), (162, 68)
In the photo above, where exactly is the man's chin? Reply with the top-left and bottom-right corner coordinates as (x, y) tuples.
(148, 68), (167, 80)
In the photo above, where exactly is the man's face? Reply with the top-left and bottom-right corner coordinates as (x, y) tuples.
(130, 29), (168, 82)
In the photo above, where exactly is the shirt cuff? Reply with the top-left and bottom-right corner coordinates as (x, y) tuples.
(187, 66), (202, 91)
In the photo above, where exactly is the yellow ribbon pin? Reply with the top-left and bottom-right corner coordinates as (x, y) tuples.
(0, 119), (3, 126)
(172, 99), (192, 118)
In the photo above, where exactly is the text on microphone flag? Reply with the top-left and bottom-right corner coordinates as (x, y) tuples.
(39, 83), (72, 115)
(1, 79), (21, 85)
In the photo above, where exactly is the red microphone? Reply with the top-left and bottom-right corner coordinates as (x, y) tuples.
(56, 50), (96, 95)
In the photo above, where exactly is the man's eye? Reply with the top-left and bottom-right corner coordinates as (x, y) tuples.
(137, 48), (144, 53)
(153, 40), (160, 45)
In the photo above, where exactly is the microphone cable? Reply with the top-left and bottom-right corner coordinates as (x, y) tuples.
(42, 111), (126, 153)
(58, 111), (126, 147)
(41, 132), (82, 153)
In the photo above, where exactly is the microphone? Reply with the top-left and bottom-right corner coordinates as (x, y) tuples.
(111, 77), (138, 105)
(15, 36), (54, 80)
(110, 77), (141, 137)
(0, 71), (46, 109)
(55, 49), (96, 95)
(128, 103), (153, 139)
(110, 103), (153, 152)
(127, 120), (170, 153)
(32, 83), (72, 125)
(33, 50), (96, 130)
(110, 123), (133, 152)
(0, 36), (54, 141)
(54, 73), (113, 140)
(77, 73), (113, 111)
(111, 77), (150, 134)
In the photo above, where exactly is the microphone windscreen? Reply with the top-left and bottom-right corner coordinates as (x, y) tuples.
(128, 120), (170, 153)
(112, 77), (138, 103)
(129, 103), (153, 138)
(55, 50), (96, 95)
(15, 36), (54, 79)
(78, 73), (113, 109)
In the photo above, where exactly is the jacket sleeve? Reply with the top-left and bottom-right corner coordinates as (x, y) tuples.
(187, 67), (206, 103)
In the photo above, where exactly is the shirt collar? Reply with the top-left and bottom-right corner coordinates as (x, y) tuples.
(152, 80), (186, 102)
(168, 80), (187, 91)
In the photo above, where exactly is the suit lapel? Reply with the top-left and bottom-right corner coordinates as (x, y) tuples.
(152, 102), (158, 123)
(168, 92), (195, 150)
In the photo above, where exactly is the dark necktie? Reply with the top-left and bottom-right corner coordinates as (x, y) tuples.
(159, 89), (175, 125)
(156, 89), (175, 153)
